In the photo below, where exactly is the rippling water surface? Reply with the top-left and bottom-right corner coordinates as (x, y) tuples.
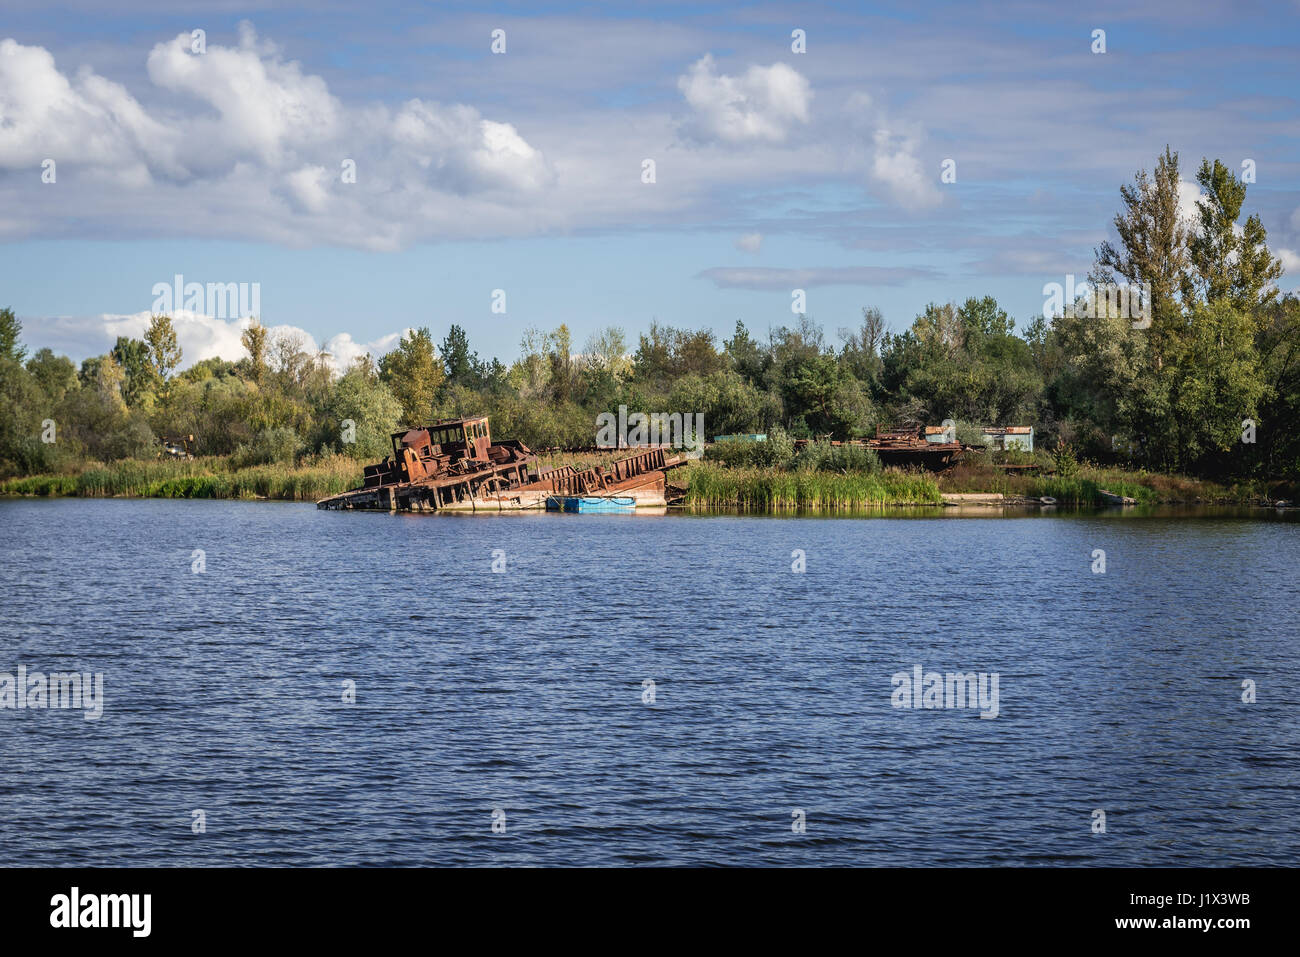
(1, 499), (1297, 866)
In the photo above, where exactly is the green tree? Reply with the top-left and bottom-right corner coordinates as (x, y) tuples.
(241, 319), (268, 383)
(0, 358), (52, 473)
(632, 320), (674, 385)
(1094, 146), (1191, 366)
(724, 319), (767, 387)
(1171, 301), (1266, 473)
(439, 324), (475, 388)
(144, 315), (182, 381)
(378, 327), (444, 424)
(547, 324), (577, 403)
(510, 327), (550, 398)
(25, 349), (77, 405)
(838, 307), (885, 388)
(1186, 157), (1283, 313)
(0, 307), (25, 364)
(110, 337), (159, 407)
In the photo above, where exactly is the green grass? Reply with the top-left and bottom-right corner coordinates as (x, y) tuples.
(683, 462), (942, 509)
(936, 459), (1254, 505)
(0, 455), (360, 501)
(5, 450), (1275, 510)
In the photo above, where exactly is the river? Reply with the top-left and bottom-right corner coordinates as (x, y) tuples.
(1, 499), (1297, 865)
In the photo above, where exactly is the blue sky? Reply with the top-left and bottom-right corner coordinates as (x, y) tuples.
(2, 0), (1298, 369)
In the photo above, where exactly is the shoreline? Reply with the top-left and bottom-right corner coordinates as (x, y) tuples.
(1, 455), (1293, 511)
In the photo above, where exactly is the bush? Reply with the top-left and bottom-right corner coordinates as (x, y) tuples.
(794, 440), (881, 474)
(1051, 440), (1080, 479)
(230, 427), (303, 468)
(703, 426), (795, 469)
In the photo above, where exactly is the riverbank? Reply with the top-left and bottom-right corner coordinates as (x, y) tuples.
(0, 454), (1291, 508)
(682, 462), (943, 508)
(0, 455), (359, 501)
(935, 460), (1294, 507)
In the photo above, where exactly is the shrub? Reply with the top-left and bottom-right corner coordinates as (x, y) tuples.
(230, 427), (303, 468)
(794, 440), (881, 474)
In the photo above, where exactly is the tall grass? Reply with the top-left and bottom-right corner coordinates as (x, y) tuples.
(936, 460), (1249, 504)
(684, 463), (941, 509)
(0, 455), (360, 501)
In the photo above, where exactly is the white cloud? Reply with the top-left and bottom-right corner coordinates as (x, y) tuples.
(283, 164), (331, 213)
(391, 100), (551, 193)
(1177, 178), (1208, 227)
(0, 26), (554, 247)
(677, 54), (811, 143)
(844, 91), (942, 211)
(24, 311), (404, 376)
(321, 329), (408, 370)
(0, 37), (182, 178)
(735, 232), (763, 253)
(145, 24), (341, 171)
(1277, 248), (1300, 285)
(870, 128), (942, 210)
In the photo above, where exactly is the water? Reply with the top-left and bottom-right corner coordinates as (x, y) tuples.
(1, 498), (1297, 866)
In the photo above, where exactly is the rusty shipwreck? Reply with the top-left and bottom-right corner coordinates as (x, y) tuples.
(316, 415), (684, 512)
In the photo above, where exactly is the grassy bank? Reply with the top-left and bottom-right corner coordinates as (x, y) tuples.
(0, 455), (360, 501)
(934, 460), (1283, 505)
(2, 450), (1285, 510)
(682, 462), (942, 509)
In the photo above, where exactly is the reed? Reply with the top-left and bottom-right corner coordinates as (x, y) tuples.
(0, 455), (361, 501)
(935, 459), (1243, 504)
(683, 463), (942, 509)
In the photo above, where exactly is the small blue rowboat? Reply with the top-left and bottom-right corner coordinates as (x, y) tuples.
(546, 495), (637, 513)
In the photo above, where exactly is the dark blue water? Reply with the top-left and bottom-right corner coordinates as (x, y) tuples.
(1, 499), (1298, 866)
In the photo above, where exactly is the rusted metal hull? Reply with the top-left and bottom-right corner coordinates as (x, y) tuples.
(792, 427), (966, 471)
(318, 438), (682, 512)
(316, 458), (536, 511)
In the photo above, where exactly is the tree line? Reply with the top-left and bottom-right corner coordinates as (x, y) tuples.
(0, 147), (1295, 479)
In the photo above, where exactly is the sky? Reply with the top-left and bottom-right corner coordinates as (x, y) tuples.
(2, 0), (1299, 370)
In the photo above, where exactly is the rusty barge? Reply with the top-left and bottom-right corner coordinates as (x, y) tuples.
(316, 415), (683, 512)
(792, 425), (966, 470)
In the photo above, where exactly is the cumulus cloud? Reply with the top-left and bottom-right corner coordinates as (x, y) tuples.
(0, 25), (553, 247)
(695, 265), (938, 290)
(282, 164), (332, 213)
(870, 128), (942, 211)
(146, 24), (341, 171)
(1177, 178), (1209, 227)
(390, 100), (551, 193)
(23, 311), (404, 376)
(1277, 248), (1300, 286)
(843, 90), (942, 211)
(677, 54), (811, 143)
(0, 37), (182, 179)
(734, 232), (763, 253)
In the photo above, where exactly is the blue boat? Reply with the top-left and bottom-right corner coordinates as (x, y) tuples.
(546, 495), (637, 513)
